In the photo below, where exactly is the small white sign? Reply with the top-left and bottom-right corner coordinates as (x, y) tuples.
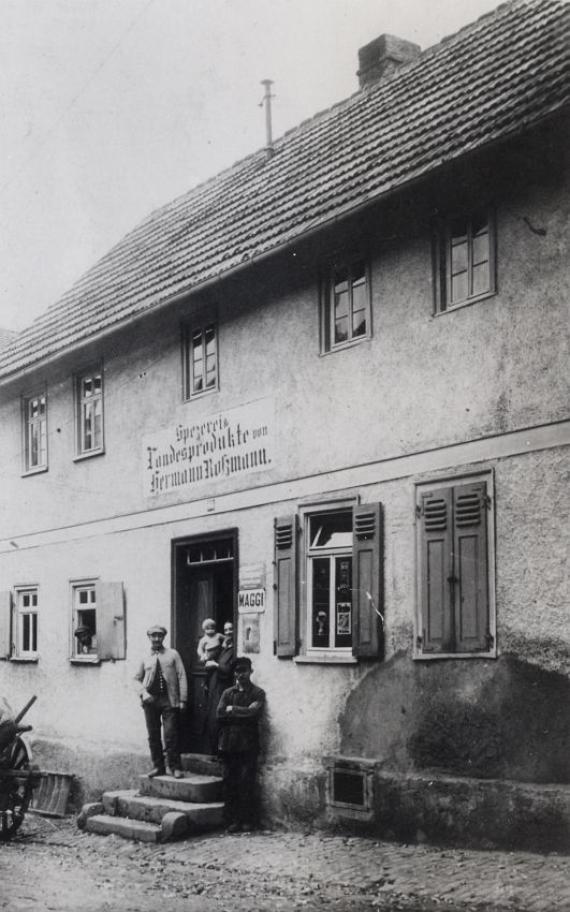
(238, 588), (266, 613)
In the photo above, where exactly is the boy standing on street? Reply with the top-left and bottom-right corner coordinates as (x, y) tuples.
(216, 656), (265, 832)
(134, 625), (187, 778)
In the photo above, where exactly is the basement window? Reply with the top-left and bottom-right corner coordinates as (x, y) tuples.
(325, 757), (376, 819)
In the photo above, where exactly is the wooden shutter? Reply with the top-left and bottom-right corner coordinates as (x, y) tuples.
(352, 503), (383, 659)
(453, 482), (489, 652)
(0, 591), (12, 659)
(419, 488), (453, 653)
(96, 582), (126, 661)
(274, 516), (297, 657)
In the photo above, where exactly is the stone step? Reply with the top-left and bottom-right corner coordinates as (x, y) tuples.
(85, 814), (161, 843)
(139, 771), (222, 803)
(102, 789), (224, 830)
(181, 752), (223, 777)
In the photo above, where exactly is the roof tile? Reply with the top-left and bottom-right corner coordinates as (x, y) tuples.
(1, 0), (569, 379)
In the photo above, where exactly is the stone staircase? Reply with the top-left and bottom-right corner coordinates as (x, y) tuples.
(77, 754), (224, 843)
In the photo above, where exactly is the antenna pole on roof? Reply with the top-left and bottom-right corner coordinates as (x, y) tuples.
(260, 79), (274, 152)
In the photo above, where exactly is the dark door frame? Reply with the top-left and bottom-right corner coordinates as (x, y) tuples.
(170, 527), (239, 648)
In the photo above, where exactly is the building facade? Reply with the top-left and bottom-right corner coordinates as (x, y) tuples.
(0, 0), (569, 847)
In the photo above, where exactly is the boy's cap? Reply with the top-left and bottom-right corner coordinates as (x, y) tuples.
(147, 625), (167, 637)
(232, 656), (252, 672)
(74, 625), (91, 638)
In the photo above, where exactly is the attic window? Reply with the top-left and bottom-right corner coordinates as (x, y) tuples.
(321, 259), (371, 353)
(434, 209), (496, 313)
(183, 322), (218, 400)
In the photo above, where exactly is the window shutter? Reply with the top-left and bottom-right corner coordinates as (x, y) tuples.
(274, 516), (297, 657)
(352, 503), (383, 659)
(96, 582), (126, 661)
(419, 488), (453, 653)
(453, 482), (489, 652)
(0, 591), (12, 659)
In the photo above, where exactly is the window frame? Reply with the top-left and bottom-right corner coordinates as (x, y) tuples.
(74, 365), (105, 460)
(304, 504), (355, 657)
(433, 208), (496, 314)
(182, 321), (219, 401)
(70, 580), (100, 663)
(13, 586), (39, 661)
(321, 257), (371, 354)
(414, 471), (496, 661)
(22, 390), (48, 475)
(274, 497), (383, 664)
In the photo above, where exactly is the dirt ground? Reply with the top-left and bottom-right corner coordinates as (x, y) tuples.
(0, 815), (494, 912)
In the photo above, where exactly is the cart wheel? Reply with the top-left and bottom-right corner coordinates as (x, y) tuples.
(0, 737), (33, 840)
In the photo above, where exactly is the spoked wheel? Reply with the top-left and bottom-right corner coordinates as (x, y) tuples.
(0, 736), (34, 840)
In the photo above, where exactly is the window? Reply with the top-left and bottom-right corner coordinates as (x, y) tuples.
(274, 502), (383, 660)
(76, 368), (104, 456)
(308, 511), (354, 651)
(183, 323), (218, 399)
(23, 393), (47, 473)
(434, 209), (495, 312)
(14, 588), (39, 658)
(71, 580), (126, 662)
(72, 584), (98, 658)
(322, 260), (370, 352)
(415, 475), (495, 657)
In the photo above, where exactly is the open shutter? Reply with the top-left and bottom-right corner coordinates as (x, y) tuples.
(419, 488), (453, 653)
(96, 581), (126, 661)
(453, 482), (489, 652)
(352, 503), (383, 659)
(0, 591), (12, 659)
(274, 516), (297, 657)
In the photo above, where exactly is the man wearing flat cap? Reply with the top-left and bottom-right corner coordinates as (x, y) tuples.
(216, 655), (265, 832)
(134, 625), (188, 778)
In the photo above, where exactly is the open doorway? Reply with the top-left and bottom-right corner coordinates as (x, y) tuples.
(172, 530), (237, 754)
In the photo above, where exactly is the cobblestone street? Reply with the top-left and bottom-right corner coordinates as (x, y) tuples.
(1, 816), (569, 912)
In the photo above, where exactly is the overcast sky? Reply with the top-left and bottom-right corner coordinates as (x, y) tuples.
(0, 0), (507, 332)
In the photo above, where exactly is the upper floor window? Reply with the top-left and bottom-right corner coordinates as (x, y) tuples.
(321, 259), (370, 352)
(76, 368), (104, 457)
(415, 474), (496, 658)
(274, 501), (383, 661)
(183, 323), (218, 400)
(23, 393), (47, 473)
(434, 209), (496, 312)
(14, 587), (39, 659)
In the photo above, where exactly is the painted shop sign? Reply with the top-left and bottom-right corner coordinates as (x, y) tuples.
(143, 398), (274, 497)
(238, 588), (266, 613)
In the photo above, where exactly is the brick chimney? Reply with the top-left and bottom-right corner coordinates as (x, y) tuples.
(357, 34), (421, 88)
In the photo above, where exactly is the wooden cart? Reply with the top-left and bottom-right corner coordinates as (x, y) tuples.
(0, 696), (41, 839)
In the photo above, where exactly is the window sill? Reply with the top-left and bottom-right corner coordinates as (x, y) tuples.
(183, 386), (219, 403)
(434, 290), (496, 316)
(21, 466), (48, 478)
(294, 652), (358, 665)
(413, 650), (497, 661)
(73, 448), (105, 463)
(320, 336), (371, 357)
(70, 656), (101, 665)
(10, 655), (39, 663)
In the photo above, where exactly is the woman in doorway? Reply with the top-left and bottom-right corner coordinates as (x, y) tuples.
(204, 621), (235, 755)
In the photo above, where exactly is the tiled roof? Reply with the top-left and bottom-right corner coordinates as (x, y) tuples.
(1, 0), (569, 380)
(0, 328), (17, 351)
